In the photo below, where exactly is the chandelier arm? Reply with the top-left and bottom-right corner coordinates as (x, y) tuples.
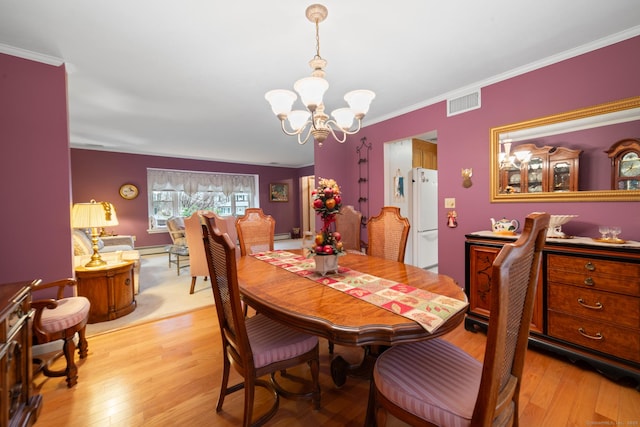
(325, 118), (363, 143)
(297, 125), (314, 145)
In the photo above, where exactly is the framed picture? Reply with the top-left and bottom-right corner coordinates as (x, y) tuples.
(269, 183), (289, 202)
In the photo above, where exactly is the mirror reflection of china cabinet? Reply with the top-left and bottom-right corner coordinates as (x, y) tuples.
(500, 143), (581, 194)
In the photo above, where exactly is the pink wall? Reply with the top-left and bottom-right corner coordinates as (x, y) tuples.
(315, 36), (640, 286)
(2, 36), (638, 288)
(0, 54), (73, 284)
(71, 149), (312, 247)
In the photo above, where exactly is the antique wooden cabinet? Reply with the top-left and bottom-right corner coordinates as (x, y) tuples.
(75, 261), (136, 323)
(465, 232), (640, 387)
(0, 281), (42, 426)
(499, 143), (581, 194)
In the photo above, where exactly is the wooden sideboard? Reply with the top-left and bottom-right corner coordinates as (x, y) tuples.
(75, 262), (136, 323)
(465, 232), (640, 388)
(0, 281), (42, 426)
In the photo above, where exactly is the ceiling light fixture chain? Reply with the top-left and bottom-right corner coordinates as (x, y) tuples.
(265, 3), (375, 146)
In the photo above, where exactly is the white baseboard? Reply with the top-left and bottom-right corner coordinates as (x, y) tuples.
(137, 245), (168, 256)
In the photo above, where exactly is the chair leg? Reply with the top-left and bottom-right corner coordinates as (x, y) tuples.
(190, 277), (197, 294)
(216, 356), (231, 412)
(243, 376), (255, 427)
(61, 336), (79, 388)
(78, 327), (89, 359)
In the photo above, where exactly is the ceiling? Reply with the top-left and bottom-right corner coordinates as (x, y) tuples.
(1, 1), (639, 168)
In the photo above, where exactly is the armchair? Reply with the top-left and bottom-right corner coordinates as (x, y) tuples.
(31, 278), (90, 388)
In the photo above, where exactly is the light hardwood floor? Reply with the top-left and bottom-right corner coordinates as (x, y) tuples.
(34, 307), (640, 426)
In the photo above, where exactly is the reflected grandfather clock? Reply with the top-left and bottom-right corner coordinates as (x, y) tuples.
(606, 138), (640, 190)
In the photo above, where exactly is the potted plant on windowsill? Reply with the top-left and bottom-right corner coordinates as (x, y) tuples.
(308, 178), (345, 275)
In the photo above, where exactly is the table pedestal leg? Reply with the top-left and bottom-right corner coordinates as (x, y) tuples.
(330, 345), (388, 388)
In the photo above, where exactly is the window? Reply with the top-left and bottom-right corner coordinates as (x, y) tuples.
(147, 168), (258, 232)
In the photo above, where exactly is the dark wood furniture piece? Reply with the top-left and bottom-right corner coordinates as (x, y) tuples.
(0, 281), (42, 426)
(371, 212), (549, 427)
(75, 261), (136, 323)
(236, 250), (467, 389)
(202, 216), (320, 426)
(500, 143), (581, 194)
(465, 232), (640, 388)
(606, 138), (640, 190)
(31, 279), (89, 388)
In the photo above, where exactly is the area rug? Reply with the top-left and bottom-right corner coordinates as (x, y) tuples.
(85, 253), (214, 337)
(84, 239), (303, 337)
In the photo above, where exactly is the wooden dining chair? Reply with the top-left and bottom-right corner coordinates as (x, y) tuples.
(367, 206), (410, 262)
(201, 216), (320, 426)
(335, 204), (364, 253)
(235, 208), (275, 256)
(369, 212), (550, 427)
(31, 278), (91, 388)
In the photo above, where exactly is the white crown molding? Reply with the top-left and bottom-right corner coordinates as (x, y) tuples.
(0, 43), (64, 66)
(367, 25), (640, 126)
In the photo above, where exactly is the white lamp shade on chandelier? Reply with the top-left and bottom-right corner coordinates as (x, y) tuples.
(265, 4), (375, 145)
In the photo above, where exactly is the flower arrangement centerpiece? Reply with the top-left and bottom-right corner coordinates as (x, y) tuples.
(309, 178), (345, 261)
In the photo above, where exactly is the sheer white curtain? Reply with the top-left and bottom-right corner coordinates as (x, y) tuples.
(147, 169), (256, 195)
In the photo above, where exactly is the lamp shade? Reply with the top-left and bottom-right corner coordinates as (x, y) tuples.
(72, 201), (118, 228)
(294, 76), (329, 108)
(265, 89), (297, 116)
(344, 90), (375, 117)
(288, 110), (311, 131)
(331, 108), (355, 130)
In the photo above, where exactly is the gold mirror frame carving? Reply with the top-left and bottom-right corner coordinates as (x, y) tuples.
(490, 96), (640, 202)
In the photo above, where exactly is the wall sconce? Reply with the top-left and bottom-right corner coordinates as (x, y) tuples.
(462, 168), (473, 188)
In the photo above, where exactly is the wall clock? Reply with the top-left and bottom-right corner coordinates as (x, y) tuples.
(119, 183), (139, 200)
(606, 138), (640, 190)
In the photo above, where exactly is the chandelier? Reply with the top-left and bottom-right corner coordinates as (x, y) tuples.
(265, 4), (375, 146)
(499, 139), (531, 169)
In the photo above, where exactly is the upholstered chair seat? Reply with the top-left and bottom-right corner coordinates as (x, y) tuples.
(374, 339), (482, 426)
(245, 314), (319, 369)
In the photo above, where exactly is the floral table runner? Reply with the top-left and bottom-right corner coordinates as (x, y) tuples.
(251, 250), (468, 333)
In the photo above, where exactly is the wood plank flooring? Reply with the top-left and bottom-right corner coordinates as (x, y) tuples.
(34, 307), (640, 426)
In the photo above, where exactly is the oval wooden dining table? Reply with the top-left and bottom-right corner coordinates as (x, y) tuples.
(236, 250), (468, 388)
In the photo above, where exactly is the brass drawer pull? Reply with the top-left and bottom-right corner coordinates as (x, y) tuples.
(577, 298), (603, 310)
(584, 262), (595, 272)
(125, 278), (131, 286)
(578, 328), (603, 340)
(583, 277), (594, 286)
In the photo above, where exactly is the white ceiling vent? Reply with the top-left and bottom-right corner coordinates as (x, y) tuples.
(447, 89), (481, 117)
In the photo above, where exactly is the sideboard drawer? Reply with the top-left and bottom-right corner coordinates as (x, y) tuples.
(548, 283), (640, 329)
(548, 310), (640, 363)
(547, 254), (640, 295)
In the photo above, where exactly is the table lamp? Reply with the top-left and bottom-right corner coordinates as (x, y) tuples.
(72, 200), (119, 267)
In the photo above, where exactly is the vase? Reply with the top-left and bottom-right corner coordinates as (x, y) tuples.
(314, 254), (338, 276)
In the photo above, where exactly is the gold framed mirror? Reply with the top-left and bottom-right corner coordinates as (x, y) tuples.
(490, 96), (640, 202)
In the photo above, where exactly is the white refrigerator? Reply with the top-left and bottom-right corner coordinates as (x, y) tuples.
(409, 168), (438, 269)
